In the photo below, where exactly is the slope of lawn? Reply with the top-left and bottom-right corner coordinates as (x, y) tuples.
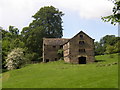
(2, 53), (118, 88)
(0, 74), (2, 89)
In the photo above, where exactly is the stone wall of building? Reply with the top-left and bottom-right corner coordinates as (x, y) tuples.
(43, 45), (61, 62)
(43, 31), (95, 64)
(63, 42), (70, 63)
(63, 31), (95, 64)
(43, 38), (69, 62)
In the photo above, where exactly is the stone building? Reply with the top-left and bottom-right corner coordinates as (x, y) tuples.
(43, 38), (69, 62)
(43, 31), (95, 64)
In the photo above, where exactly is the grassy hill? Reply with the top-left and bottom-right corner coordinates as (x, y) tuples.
(2, 53), (118, 88)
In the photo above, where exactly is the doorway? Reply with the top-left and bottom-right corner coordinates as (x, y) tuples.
(46, 59), (49, 62)
(78, 57), (86, 64)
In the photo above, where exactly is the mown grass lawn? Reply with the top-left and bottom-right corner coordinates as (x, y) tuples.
(0, 74), (2, 89)
(2, 53), (118, 88)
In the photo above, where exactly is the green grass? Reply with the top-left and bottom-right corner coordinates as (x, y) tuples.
(2, 53), (118, 88)
(0, 74), (2, 89)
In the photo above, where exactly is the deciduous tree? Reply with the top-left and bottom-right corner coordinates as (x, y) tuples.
(102, 0), (120, 25)
(21, 6), (64, 61)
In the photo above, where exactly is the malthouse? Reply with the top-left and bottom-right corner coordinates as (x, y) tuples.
(43, 31), (95, 64)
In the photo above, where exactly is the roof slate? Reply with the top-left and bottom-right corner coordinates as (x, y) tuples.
(43, 31), (95, 46)
(43, 38), (69, 45)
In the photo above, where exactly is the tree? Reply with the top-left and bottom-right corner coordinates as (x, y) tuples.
(21, 6), (64, 61)
(2, 26), (25, 70)
(99, 35), (116, 53)
(9, 26), (19, 37)
(10, 38), (25, 49)
(100, 35), (116, 46)
(94, 41), (104, 55)
(105, 45), (115, 54)
(0, 27), (2, 70)
(1, 28), (11, 69)
(102, 0), (120, 25)
(114, 40), (120, 53)
(31, 6), (64, 38)
(94, 35), (120, 55)
(5, 48), (25, 70)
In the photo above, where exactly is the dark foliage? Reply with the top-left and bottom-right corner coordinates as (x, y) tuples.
(21, 6), (64, 61)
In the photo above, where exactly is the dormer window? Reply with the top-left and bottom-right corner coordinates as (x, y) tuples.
(79, 41), (85, 45)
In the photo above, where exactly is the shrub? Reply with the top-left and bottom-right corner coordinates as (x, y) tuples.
(24, 52), (41, 64)
(57, 49), (63, 60)
(105, 45), (114, 54)
(5, 48), (25, 70)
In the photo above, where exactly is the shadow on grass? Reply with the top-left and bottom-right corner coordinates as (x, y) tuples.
(1, 69), (8, 73)
(94, 60), (106, 62)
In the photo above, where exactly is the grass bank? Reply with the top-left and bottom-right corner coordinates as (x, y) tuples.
(2, 53), (118, 88)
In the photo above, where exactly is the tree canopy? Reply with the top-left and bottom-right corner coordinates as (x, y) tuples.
(2, 6), (64, 71)
(94, 35), (120, 55)
(21, 6), (64, 61)
(102, 0), (120, 25)
(2, 26), (25, 70)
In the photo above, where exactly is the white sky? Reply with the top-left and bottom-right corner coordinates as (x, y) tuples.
(0, 0), (117, 41)
(0, 0), (114, 30)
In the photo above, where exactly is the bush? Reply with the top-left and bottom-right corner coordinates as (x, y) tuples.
(57, 49), (63, 60)
(24, 53), (34, 64)
(105, 45), (114, 54)
(5, 48), (25, 70)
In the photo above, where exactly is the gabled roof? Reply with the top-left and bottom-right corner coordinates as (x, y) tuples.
(71, 31), (94, 40)
(43, 31), (95, 46)
(43, 38), (69, 45)
(63, 31), (95, 45)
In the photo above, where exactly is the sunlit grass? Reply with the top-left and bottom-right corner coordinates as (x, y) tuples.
(0, 74), (2, 89)
(2, 53), (118, 88)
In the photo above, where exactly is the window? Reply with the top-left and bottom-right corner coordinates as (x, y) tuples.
(55, 58), (57, 61)
(80, 35), (83, 38)
(60, 45), (63, 49)
(46, 59), (49, 62)
(79, 41), (85, 45)
(79, 49), (85, 53)
(53, 46), (56, 48)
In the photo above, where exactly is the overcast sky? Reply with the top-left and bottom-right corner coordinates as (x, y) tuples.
(0, 0), (118, 41)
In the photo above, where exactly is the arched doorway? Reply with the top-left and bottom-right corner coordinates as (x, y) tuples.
(78, 57), (86, 64)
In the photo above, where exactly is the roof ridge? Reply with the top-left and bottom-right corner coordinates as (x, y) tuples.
(43, 38), (69, 40)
